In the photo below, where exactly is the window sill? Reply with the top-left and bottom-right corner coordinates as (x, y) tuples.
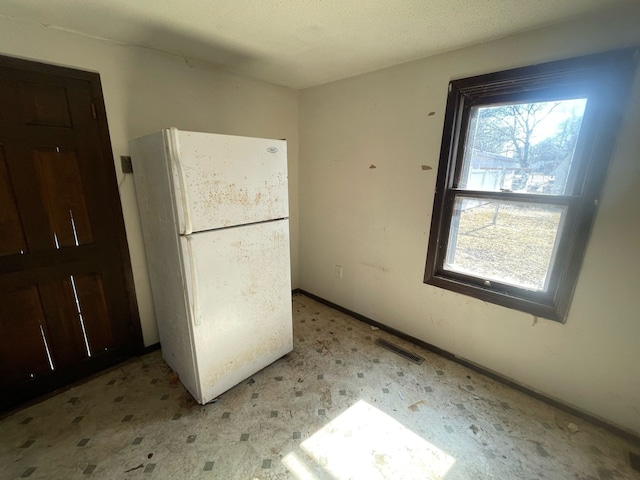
(425, 274), (565, 322)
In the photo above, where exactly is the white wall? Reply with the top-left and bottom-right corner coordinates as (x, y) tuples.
(299, 6), (640, 435)
(2, 3), (639, 437)
(0, 17), (299, 347)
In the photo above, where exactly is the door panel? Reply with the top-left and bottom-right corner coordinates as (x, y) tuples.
(0, 146), (27, 256)
(0, 56), (140, 410)
(21, 82), (72, 127)
(73, 274), (114, 354)
(38, 279), (86, 368)
(33, 147), (93, 248)
(0, 286), (52, 386)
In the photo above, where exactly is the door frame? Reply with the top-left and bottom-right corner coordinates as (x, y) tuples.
(0, 54), (144, 393)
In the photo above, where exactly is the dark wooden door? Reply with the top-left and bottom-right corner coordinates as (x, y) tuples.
(0, 56), (141, 410)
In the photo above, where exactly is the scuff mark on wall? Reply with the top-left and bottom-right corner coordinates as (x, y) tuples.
(421, 165), (432, 170)
(361, 262), (389, 272)
(369, 165), (377, 169)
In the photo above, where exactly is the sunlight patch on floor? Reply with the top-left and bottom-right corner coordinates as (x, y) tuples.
(284, 400), (455, 479)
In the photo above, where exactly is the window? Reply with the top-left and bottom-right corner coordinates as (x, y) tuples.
(424, 49), (638, 322)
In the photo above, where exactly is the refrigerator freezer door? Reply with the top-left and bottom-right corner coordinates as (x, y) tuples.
(180, 219), (293, 404)
(168, 129), (289, 234)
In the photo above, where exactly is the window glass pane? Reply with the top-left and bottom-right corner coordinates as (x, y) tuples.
(459, 99), (587, 195)
(444, 197), (567, 291)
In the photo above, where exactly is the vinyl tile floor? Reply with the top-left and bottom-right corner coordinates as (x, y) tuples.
(1, 293), (639, 479)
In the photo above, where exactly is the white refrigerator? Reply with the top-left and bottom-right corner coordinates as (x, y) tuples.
(130, 128), (293, 405)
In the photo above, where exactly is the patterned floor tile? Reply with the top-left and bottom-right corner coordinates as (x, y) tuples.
(0, 294), (636, 479)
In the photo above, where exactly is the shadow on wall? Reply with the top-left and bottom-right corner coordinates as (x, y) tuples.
(1, 0), (256, 67)
(2, 0), (263, 139)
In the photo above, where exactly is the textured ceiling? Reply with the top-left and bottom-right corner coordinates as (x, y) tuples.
(0, 0), (633, 89)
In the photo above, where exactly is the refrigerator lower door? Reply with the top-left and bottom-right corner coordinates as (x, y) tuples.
(180, 219), (293, 404)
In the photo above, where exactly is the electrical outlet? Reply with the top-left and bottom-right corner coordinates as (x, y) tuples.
(335, 265), (343, 279)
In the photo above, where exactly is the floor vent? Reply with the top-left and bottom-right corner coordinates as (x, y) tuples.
(375, 339), (424, 365)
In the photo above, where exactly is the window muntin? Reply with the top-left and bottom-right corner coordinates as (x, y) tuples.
(424, 49), (637, 322)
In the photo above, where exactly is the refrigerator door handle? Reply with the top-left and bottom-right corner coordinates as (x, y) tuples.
(185, 236), (201, 326)
(167, 128), (193, 235)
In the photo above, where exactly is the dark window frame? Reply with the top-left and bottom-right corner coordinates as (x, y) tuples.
(424, 48), (638, 322)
